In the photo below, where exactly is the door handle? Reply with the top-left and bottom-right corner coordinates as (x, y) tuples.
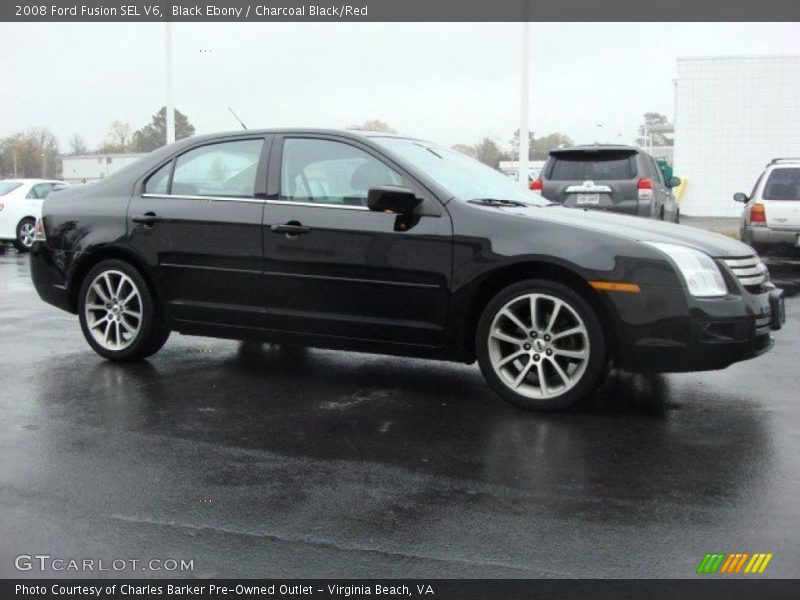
(132, 212), (161, 226)
(270, 222), (311, 235)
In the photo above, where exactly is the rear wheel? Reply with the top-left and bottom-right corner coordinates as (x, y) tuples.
(476, 279), (607, 411)
(78, 259), (170, 361)
(13, 218), (36, 253)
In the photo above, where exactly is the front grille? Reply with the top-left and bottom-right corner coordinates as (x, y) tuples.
(722, 255), (769, 289)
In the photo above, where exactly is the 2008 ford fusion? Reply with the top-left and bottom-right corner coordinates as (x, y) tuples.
(30, 129), (785, 411)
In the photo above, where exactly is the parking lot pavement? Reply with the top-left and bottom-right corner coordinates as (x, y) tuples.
(0, 249), (798, 579)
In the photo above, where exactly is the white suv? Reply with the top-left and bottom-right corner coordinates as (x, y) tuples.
(735, 158), (800, 253)
(0, 179), (65, 252)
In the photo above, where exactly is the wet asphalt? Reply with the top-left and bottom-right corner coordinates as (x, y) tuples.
(0, 247), (798, 579)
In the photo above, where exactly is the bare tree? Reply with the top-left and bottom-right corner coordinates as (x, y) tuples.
(0, 128), (60, 178)
(347, 119), (396, 133)
(68, 134), (88, 156)
(99, 121), (132, 153)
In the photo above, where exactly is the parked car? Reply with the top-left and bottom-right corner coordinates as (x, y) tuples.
(532, 145), (681, 222)
(735, 158), (800, 254)
(0, 179), (66, 252)
(30, 130), (784, 411)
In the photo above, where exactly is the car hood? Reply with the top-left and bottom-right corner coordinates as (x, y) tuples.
(513, 205), (753, 258)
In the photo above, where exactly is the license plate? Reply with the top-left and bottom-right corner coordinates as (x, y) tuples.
(576, 193), (600, 205)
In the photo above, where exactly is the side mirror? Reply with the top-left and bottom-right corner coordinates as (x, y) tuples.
(733, 192), (749, 203)
(367, 186), (422, 215)
(668, 176), (681, 188)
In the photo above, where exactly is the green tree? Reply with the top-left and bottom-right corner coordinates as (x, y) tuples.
(510, 129), (573, 160)
(130, 107), (196, 152)
(509, 129), (536, 157)
(451, 143), (477, 158)
(473, 137), (509, 169)
(531, 132), (574, 160)
(636, 112), (673, 147)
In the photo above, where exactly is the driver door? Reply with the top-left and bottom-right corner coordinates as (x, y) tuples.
(261, 135), (453, 346)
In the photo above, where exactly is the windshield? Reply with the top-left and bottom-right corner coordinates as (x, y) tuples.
(374, 138), (549, 206)
(0, 181), (22, 196)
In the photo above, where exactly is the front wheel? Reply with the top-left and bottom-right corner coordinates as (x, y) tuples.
(13, 218), (36, 252)
(78, 259), (170, 361)
(476, 279), (607, 411)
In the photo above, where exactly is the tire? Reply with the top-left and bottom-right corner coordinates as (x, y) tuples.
(476, 279), (607, 411)
(674, 208), (680, 224)
(13, 218), (36, 253)
(659, 206), (665, 221)
(78, 259), (170, 361)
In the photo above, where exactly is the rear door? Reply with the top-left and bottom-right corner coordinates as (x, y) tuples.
(760, 167), (800, 232)
(261, 134), (453, 346)
(127, 136), (269, 328)
(542, 149), (640, 215)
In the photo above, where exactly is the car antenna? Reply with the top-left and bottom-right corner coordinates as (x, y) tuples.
(227, 106), (247, 130)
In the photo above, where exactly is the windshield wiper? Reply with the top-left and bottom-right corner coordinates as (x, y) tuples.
(468, 198), (529, 207)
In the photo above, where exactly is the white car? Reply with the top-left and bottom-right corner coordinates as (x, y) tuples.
(735, 158), (800, 253)
(0, 179), (66, 252)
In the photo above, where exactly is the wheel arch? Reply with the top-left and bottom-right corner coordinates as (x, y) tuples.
(68, 246), (163, 315)
(462, 260), (619, 365)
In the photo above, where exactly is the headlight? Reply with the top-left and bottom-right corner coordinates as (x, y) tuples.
(644, 242), (727, 297)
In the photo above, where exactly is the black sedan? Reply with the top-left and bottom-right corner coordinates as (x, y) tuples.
(30, 129), (785, 411)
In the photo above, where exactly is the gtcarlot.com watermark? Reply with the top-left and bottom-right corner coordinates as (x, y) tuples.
(14, 554), (194, 573)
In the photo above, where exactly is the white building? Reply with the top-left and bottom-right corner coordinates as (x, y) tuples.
(673, 55), (800, 217)
(61, 153), (147, 183)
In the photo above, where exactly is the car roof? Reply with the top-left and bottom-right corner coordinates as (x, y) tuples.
(179, 128), (429, 145)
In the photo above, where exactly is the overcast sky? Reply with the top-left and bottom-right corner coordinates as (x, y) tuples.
(1, 22), (797, 151)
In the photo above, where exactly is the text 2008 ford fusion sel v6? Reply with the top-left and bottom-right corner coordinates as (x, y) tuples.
(30, 129), (785, 411)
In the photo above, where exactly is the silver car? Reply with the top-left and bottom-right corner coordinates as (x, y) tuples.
(735, 158), (800, 253)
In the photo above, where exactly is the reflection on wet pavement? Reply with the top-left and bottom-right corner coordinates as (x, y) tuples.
(1, 249), (799, 578)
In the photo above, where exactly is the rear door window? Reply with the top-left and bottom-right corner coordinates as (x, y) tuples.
(763, 168), (800, 200)
(548, 151), (636, 181)
(171, 139), (264, 198)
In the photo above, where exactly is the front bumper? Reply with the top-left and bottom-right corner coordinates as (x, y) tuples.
(611, 285), (784, 373)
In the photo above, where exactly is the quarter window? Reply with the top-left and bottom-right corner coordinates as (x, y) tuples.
(280, 138), (403, 206)
(145, 162), (172, 194)
(171, 139), (263, 198)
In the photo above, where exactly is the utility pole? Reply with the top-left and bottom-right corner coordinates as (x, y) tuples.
(12, 148), (17, 178)
(41, 152), (46, 178)
(518, 17), (530, 189)
(165, 22), (176, 145)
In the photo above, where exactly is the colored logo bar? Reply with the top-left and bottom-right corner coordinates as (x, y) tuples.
(696, 553), (773, 574)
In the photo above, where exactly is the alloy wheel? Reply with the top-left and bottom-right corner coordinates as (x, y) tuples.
(19, 222), (35, 248)
(84, 270), (143, 351)
(487, 293), (590, 400)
